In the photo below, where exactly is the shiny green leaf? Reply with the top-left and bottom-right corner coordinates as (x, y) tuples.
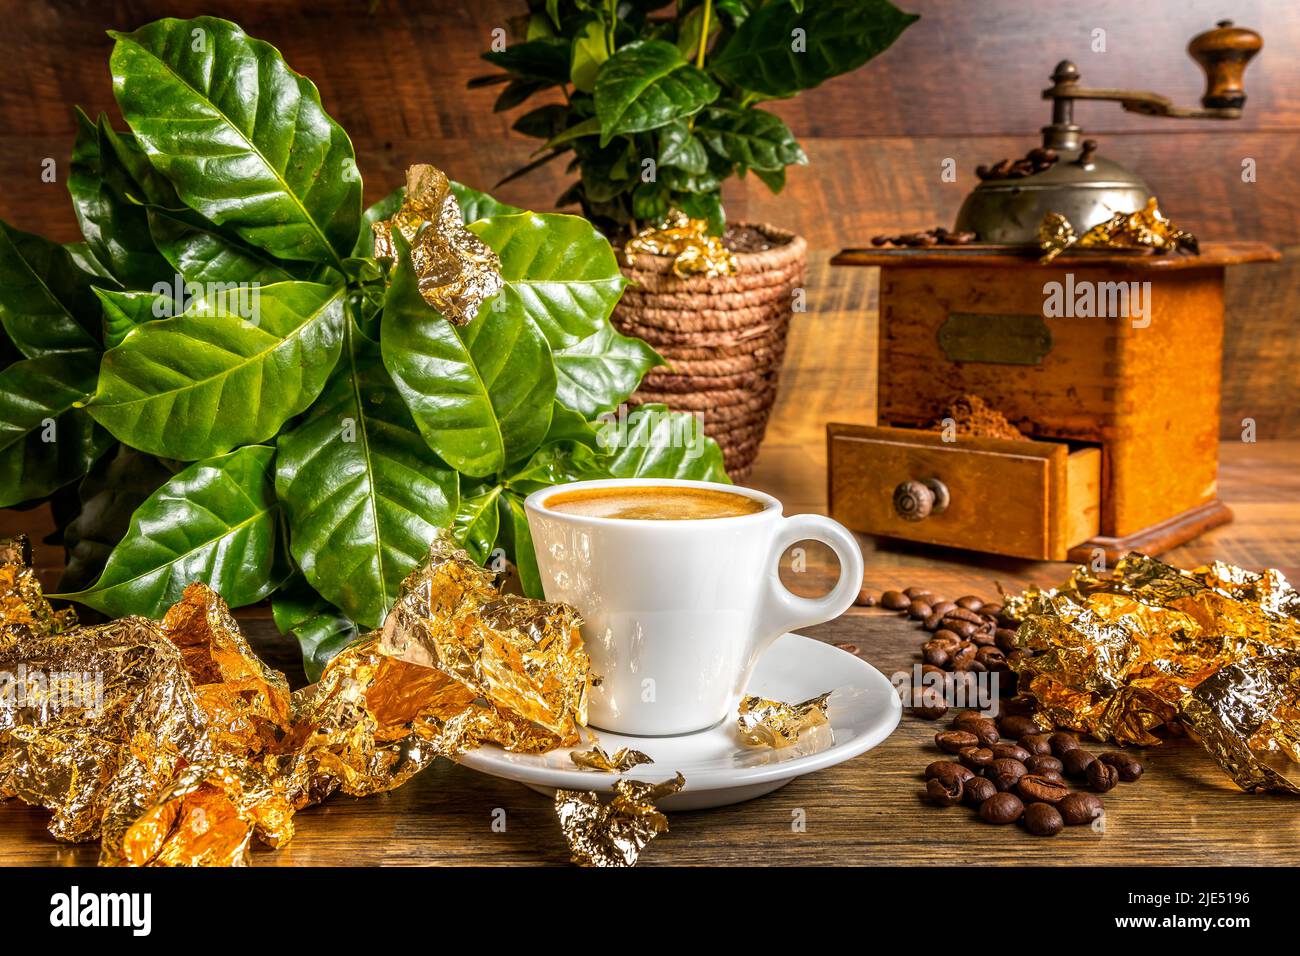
(272, 572), (361, 682)
(602, 402), (730, 482)
(55, 444), (280, 618)
(470, 212), (626, 349)
(594, 40), (718, 144)
(148, 208), (297, 285)
(110, 16), (362, 265)
(87, 281), (346, 460)
(553, 321), (662, 418)
(500, 491), (543, 598)
(570, 20), (609, 93)
(0, 350), (112, 507)
(453, 484), (502, 565)
(381, 237), (555, 477)
(0, 221), (101, 358)
(450, 181), (523, 225)
(696, 106), (807, 171)
(711, 0), (919, 98)
(94, 288), (164, 349)
(276, 320), (459, 629)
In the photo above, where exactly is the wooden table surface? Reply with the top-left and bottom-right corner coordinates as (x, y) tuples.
(2, 440), (1298, 866)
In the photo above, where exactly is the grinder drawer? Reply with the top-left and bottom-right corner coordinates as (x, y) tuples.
(827, 424), (1100, 561)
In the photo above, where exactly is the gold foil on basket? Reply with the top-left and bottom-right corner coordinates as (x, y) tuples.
(1006, 553), (1300, 792)
(371, 164), (503, 324)
(570, 745), (653, 773)
(624, 209), (738, 279)
(736, 691), (831, 748)
(1, 527), (593, 865)
(555, 772), (685, 867)
(1037, 197), (1199, 264)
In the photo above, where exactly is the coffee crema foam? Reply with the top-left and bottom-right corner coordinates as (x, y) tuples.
(544, 485), (765, 520)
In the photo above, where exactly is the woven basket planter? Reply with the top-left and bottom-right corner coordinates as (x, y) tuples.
(613, 223), (807, 481)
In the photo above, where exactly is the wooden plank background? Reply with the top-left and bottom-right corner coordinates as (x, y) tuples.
(0, 0), (1296, 476)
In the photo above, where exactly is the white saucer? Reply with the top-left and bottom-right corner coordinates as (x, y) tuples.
(455, 632), (902, 810)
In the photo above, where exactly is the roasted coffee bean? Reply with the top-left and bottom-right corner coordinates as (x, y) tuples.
(959, 746), (995, 771)
(903, 587), (928, 599)
(923, 645), (951, 668)
(951, 644), (978, 671)
(1087, 759), (1120, 792)
(991, 744), (1031, 763)
(909, 600), (932, 620)
(995, 628), (1019, 653)
(975, 645), (1005, 667)
(956, 595), (984, 611)
(927, 777), (964, 806)
(944, 619), (978, 639)
(964, 776), (998, 807)
(971, 631), (998, 650)
(1025, 754), (1063, 775)
(923, 611), (947, 631)
(979, 792), (1025, 824)
(1049, 731), (1080, 756)
(913, 592), (938, 606)
(1062, 749), (1096, 778)
(951, 711), (986, 731)
(968, 717), (999, 746)
(1019, 733), (1053, 756)
(854, 587), (877, 607)
(924, 761), (974, 786)
(944, 607), (984, 625)
(1099, 751), (1144, 782)
(921, 663), (946, 677)
(1058, 792), (1104, 826)
(936, 730), (980, 753)
(999, 715), (1040, 739)
(982, 603), (1003, 618)
(988, 758), (1028, 791)
(1016, 774), (1069, 804)
(911, 703), (949, 720)
(881, 590), (911, 610)
(1024, 802), (1064, 836)
(930, 600), (956, 618)
(932, 629), (963, 646)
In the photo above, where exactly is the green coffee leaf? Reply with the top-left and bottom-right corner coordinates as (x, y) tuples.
(0, 350), (112, 507)
(594, 40), (718, 144)
(87, 281), (347, 461)
(110, 16), (361, 265)
(710, 0), (919, 98)
(56, 444), (280, 618)
(275, 319), (458, 629)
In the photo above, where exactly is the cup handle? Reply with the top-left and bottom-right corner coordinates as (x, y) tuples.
(756, 514), (865, 649)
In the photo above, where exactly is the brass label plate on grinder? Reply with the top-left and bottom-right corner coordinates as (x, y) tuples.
(938, 312), (1053, 365)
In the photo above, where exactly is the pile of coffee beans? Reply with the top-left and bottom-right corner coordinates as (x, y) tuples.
(975, 146), (1060, 181)
(870, 226), (978, 248)
(860, 586), (1020, 718)
(923, 711), (1144, 836)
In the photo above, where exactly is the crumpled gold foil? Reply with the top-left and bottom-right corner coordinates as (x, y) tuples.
(1006, 553), (1300, 792)
(1037, 197), (1199, 264)
(0, 536), (75, 649)
(372, 164), (503, 324)
(1, 528), (592, 865)
(570, 745), (653, 773)
(736, 691), (832, 748)
(555, 772), (684, 867)
(624, 209), (738, 278)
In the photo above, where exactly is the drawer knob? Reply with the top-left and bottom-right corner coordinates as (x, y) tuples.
(893, 478), (950, 521)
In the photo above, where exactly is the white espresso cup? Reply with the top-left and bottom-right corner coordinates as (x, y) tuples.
(524, 478), (864, 736)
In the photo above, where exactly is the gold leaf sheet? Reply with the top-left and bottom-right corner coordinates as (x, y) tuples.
(555, 773), (685, 867)
(1037, 197), (1199, 263)
(371, 164), (503, 325)
(736, 692), (831, 748)
(1006, 553), (1300, 791)
(624, 210), (737, 279)
(0, 530), (592, 865)
(570, 745), (654, 773)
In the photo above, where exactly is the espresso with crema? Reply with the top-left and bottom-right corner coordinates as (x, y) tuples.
(545, 485), (765, 520)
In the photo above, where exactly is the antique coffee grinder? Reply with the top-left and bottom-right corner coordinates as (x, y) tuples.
(829, 21), (1278, 563)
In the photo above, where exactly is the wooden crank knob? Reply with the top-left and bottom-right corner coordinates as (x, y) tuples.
(893, 478), (950, 522)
